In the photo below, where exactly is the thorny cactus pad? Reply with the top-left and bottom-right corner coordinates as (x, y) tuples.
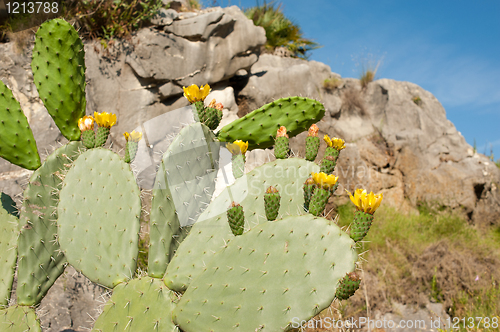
(164, 158), (319, 292)
(17, 142), (83, 306)
(31, 19), (86, 141)
(218, 97), (325, 150)
(173, 215), (357, 332)
(0, 305), (41, 332)
(92, 277), (178, 332)
(57, 148), (141, 288)
(149, 123), (219, 278)
(0, 193), (18, 306)
(0, 81), (41, 170)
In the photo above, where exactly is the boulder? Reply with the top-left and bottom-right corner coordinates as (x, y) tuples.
(238, 54), (500, 225)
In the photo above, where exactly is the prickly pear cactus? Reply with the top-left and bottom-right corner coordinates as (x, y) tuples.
(17, 141), (83, 306)
(149, 122), (220, 278)
(31, 19), (86, 141)
(92, 277), (178, 332)
(173, 215), (357, 332)
(57, 148), (141, 288)
(217, 97), (325, 150)
(0, 81), (41, 170)
(164, 158), (319, 292)
(0, 193), (18, 306)
(0, 306), (41, 332)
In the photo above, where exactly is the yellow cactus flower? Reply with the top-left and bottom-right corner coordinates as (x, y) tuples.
(277, 126), (288, 138)
(308, 124), (319, 137)
(78, 115), (94, 131)
(324, 134), (346, 151)
(311, 172), (339, 190)
(94, 112), (117, 128)
(227, 140), (248, 155)
(183, 84), (211, 103)
(346, 189), (383, 214)
(123, 131), (142, 142)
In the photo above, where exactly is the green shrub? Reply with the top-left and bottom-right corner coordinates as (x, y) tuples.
(244, 1), (320, 59)
(323, 77), (342, 91)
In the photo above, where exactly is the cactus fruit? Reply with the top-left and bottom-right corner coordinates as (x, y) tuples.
(335, 272), (361, 300)
(264, 186), (281, 221)
(303, 177), (315, 212)
(78, 115), (95, 149)
(227, 140), (248, 179)
(123, 131), (142, 163)
(94, 112), (116, 147)
(305, 124), (320, 161)
(274, 126), (289, 159)
(57, 148), (141, 288)
(31, 19), (86, 141)
(0, 81), (41, 170)
(217, 97), (325, 150)
(351, 211), (374, 242)
(149, 122), (220, 278)
(91, 277), (178, 332)
(308, 172), (339, 217)
(346, 189), (383, 242)
(204, 99), (223, 130)
(0, 306), (41, 332)
(320, 135), (345, 174)
(0, 193), (18, 306)
(173, 215), (357, 332)
(164, 158), (319, 292)
(227, 202), (245, 236)
(17, 142), (83, 306)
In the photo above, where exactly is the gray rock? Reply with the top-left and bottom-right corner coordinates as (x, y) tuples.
(150, 8), (178, 26)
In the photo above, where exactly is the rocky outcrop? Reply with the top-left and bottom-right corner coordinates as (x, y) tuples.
(237, 54), (500, 225)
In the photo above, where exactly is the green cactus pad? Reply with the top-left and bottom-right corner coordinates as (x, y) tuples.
(57, 148), (141, 288)
(0, 306), (41, 331)
(149, 122), (220, 278)
(0, 194), (18, 306)
(164, 158), (319, 292)
(17, 141), (83, 306)
(193, 101), (206, 123)
(95, 127), (109, 147)
(350, 210), (374, 242)
(303, 179), (314, 212)
(173, 215), (357, 332)
(227, 203), (244, 236)
(335, 272), (362, 300)
(320, 147), (339, 174)
(218, 97), (325, 150)
(308, 186), (332, 217)
(92, 277), (178, 332)
(31, 19), (86, 141)
(0, 81), (41, 170)
(305, 136), (320, 161)
(274, 136), (289, 159)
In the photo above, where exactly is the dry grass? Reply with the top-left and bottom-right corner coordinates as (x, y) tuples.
(322, 77), (342, 92)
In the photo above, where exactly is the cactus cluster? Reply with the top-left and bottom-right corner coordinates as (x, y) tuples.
(0, 18), (384, 331)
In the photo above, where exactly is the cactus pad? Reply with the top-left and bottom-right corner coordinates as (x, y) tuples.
(173, 215), (357, 332)
(274, 136), (289, 159)
(218, 97), (325, 150)
(92, 277), (178, 332)
(0, 306), (41, 331)
(31, 19), (86, 141)
(149, 123), (219, 278)
(17, 141), (83, 306)
(305, 136), (320, 161)
(0, 81), (41, 170)
(164, 158), (319, 292)
(0, 194), (18, 306)
(57, 148), (141, 288)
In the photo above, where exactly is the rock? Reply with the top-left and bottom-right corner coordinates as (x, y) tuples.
(238, 54), (500, 224)
(84, 5), (265, 151)
(150, 8), (178, 26)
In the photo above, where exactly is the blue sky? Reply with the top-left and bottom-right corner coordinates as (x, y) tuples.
(202, 0), (500, 159)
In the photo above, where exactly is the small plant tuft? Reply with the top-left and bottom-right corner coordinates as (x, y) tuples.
(412, 96), (422, 106)
(323, 77), (342, 92)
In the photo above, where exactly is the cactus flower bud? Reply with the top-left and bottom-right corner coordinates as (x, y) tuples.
(264, 186), (280, 221)
(78, 116), (94, 131)
(276, 126), (289, 138)
(308, 124), (319, 137)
